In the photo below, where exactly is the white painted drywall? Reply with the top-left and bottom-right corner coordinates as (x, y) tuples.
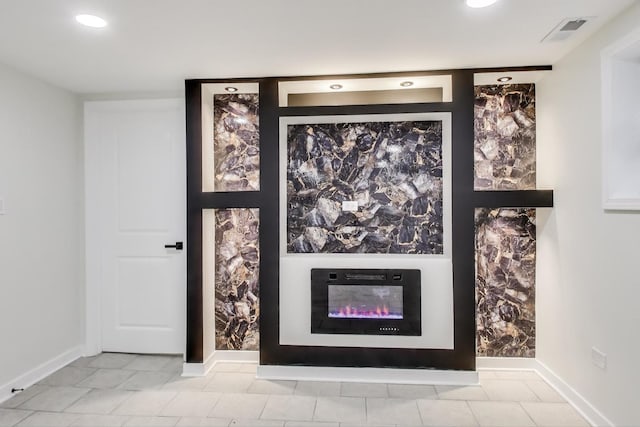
(0, 62), (83, 387)
(536, 2), (640, 425)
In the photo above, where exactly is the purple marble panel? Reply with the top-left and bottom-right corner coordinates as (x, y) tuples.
(474, 84), (536, 190)
(287, 120), (443, 254)
(214, 208), (259, 350)
(213, 94), (259, 191)
(475, 208), (536, 357)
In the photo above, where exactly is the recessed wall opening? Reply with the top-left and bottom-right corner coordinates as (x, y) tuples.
(602, 31), (640, 209)
(200, 82), (260, 193)
(287, 87), (443, 107)
(278, 75), (452, 107)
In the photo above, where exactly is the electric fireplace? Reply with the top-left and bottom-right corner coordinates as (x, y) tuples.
(311, 268), (421, 336)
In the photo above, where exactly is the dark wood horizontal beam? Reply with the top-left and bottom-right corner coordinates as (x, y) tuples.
(472, 190), (554, 208)
(279, 102), (453, 117)
(185, 65), (552, 84)
(195, 192), (262, 209)
(466, 65), (553, 74)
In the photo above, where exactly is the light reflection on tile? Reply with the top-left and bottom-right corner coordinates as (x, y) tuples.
(13, 354), (590, 427)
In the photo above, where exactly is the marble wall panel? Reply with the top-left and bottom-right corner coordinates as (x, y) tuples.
(286, 120), (443, 254)
(475, 208), (536, 357)
(214, 208), (260, 350)
(474, 84), (536, 190)
(213, 94), (259, 191)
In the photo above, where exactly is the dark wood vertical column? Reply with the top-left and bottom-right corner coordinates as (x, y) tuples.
(185, 80), (204, 363)
(450, 70), (477, 370)
(258, 78), (281, 365)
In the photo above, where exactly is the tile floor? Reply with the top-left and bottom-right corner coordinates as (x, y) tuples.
(0, 353), (591, 427)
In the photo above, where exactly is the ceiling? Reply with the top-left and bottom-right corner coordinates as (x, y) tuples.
(0, 0), (635, 94)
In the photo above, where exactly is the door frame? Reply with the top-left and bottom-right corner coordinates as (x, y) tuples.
(83, 98), (186, 357)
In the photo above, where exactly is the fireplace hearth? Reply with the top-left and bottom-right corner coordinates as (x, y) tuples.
(311, 269), (421, 336)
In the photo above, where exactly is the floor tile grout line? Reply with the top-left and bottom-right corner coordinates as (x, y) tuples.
(10, 410), (37, 427)
(523, 380), (543, 403)
(522, 379), (558, 403)
(464, 399), (481, 427)
(364, 395), (368, 424)
(107, 388), (138, 417)
(311, 396), (318, 424)
(517, 400), (539, 426)
(415, 397), (425, 426)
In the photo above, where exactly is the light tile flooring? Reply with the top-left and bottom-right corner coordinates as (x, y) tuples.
(0, 353), (590, 427)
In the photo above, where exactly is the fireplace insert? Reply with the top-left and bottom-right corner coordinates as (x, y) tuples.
(311, 268), (421, 336)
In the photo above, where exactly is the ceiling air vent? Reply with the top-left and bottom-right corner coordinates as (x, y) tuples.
(541, 17), (592, 43)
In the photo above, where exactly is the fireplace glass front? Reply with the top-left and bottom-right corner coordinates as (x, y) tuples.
(327, 284), (403, 319)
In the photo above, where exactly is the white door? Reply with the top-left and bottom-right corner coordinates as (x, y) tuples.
(85, 99), (185, 354)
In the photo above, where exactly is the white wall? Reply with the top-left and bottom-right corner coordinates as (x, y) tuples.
(536, 3), (640, 425)
(0, 62), (83, 390)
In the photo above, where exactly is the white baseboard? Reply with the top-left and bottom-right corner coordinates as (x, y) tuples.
(182, 350), (259, 377)
(83, 343), (101, 358)
(210, 350), (259, 364)
(257, 365), (479, 385)
(534, 360), (614, 427)
(181, 363), (207, 377)
(478, 357), (612, 427)
(182, 351), (216, 377)
(0, 345), (83, 405)
(477, 357), (538, 370)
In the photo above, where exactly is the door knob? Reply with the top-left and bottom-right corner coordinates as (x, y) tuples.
(164, 242), (183, 250)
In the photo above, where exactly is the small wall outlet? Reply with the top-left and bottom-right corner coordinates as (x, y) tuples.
(342, 200), (358, 212)
(591, 347), (607, 370)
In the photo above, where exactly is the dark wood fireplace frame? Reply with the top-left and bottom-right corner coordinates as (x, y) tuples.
(185, 66), (553, 371)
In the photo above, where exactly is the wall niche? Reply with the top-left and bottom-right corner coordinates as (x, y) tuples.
(475, 208), (536, 357)
(285, 117), (444, 255)
(601, 29), (640, 210)
(473, 78), (544, 358)
(214, 208), (260, 351)
(474, 84), (536, 191)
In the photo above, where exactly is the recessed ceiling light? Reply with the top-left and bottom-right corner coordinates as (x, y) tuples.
(466, 0), (499, 8)
(329, 84), (343, 90)
(497, 76), (512, 83)
(75, 14), (107, 28)
(224, 86), (238, 93)
(400, 81), (414, 87)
